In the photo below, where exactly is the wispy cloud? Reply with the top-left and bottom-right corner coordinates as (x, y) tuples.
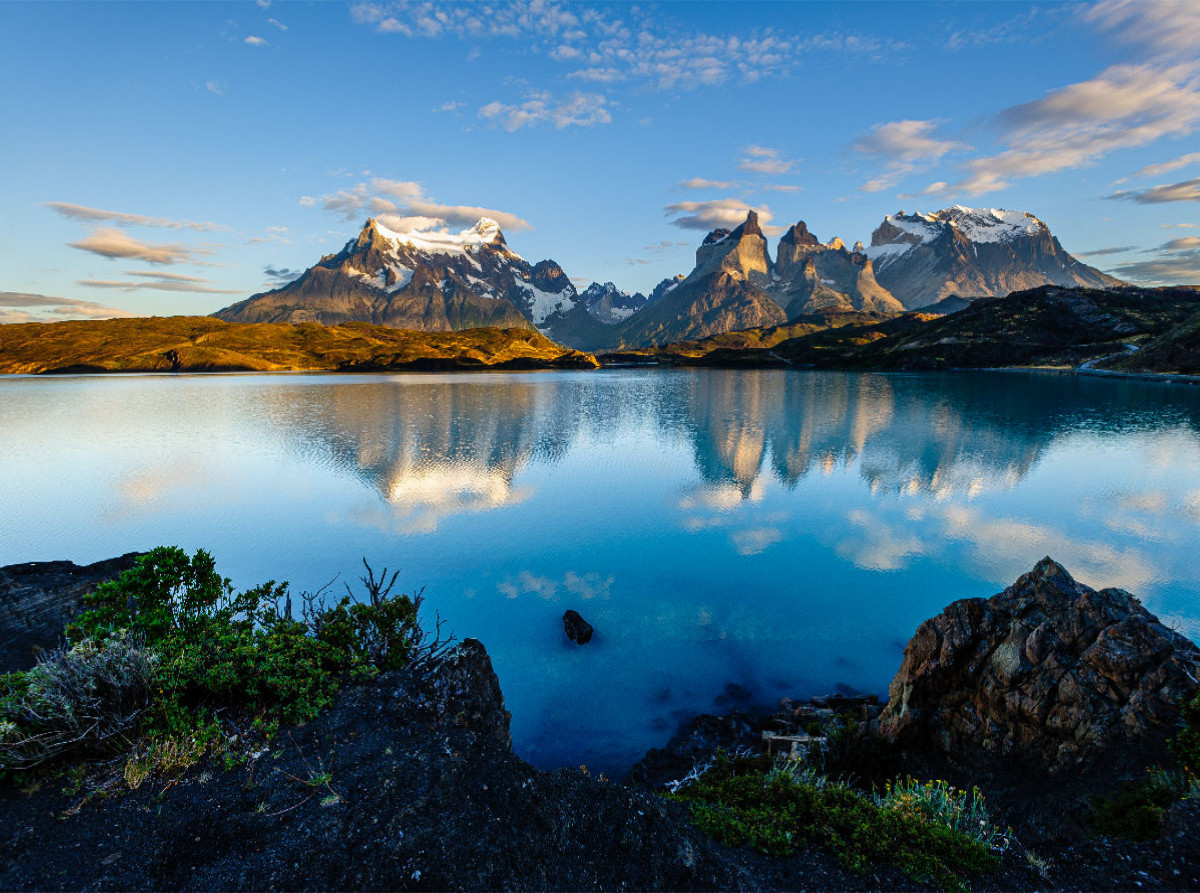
(0, 290), (136, 324)
(67, 228), (199, 265)
(264, 266), (303, 287)
(244, 35), (268, 47)
(664, 198), (778, 234)
(852, 119), (967, 193)
(1083, 0), (1200, 58)
(1108, 177), (1200, 204)
(350, 2), (905, 92)
(205, 80), (225, 96)
(934, 64), (1200, 196)
(300, 177), (531, 233)
(45, 202), (222, 231)
(1129, 152), (1200, 180)
(677, 177), (737, 190)
(737, 145), (797, 176)
(79, 270), (237, 294)
(1108, 235), (1200, 284)
(267, 17), (287, 31)
(1075, 245), (1138, 257)
(478, 90), (610, 130)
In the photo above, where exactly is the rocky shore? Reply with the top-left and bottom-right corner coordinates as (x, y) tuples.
(3, 557), (1200, 890)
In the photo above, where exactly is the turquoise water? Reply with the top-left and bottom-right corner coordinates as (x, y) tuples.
(3, 368), (1200, 774)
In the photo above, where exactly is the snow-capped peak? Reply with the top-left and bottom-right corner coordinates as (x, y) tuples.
(940, 206), (1046, 243)
(368, 217), (513, 259)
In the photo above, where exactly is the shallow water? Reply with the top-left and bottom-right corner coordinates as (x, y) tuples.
(3, 368), (1200, 774)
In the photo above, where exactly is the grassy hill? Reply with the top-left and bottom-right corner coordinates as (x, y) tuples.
(1104, 308), (1200, 375)
(0, 316), (599, 374)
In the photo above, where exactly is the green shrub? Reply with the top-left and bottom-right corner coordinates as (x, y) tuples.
(1090, 769), (1196, 841)
(670, 754), (1000, 891)
(1171, 692), (1200, 773)
(1, 547), (444, 777)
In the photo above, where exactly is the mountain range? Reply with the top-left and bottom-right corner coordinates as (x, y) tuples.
(215, 206), (1126, 349)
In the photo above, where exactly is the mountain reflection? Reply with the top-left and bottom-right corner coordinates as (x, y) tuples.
(264, 370), (1200, 529)
(268, 378), (584, 531)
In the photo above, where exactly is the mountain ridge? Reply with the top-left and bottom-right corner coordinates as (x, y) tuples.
(214, 206), (1130, 350)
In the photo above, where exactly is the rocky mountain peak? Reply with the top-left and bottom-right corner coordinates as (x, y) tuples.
(730, 210), (763, 240)
(467, 217), (506, 246)
(779, 221), (820, 249)
(865, 206), (1124, 308)
(702, 228), (731, 246)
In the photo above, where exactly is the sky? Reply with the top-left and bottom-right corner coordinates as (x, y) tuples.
(2, 0), (1199, 323)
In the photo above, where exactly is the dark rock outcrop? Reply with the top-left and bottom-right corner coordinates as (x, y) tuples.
(563, 609), (593, 644)
(0, 554), (143, 672)
(880, 557), (1200, 773)
(1, 638), (763, 891)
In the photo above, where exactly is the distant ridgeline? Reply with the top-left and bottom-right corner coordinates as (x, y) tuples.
(213, 205), (1130, 351)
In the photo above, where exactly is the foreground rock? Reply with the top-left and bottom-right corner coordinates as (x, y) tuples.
(880, 557), (1200, 774)
(0, 553), (142, 672)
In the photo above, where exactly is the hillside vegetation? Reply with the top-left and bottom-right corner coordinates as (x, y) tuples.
(609, 286), (1200, 372)
(0, 317), (598, 374)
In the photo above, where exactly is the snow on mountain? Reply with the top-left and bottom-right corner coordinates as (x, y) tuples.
(371, 217), (510, 260)
(866, 206), (1123, 308)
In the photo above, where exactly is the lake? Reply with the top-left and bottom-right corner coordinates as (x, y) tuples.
(3, 368), (1200, 775)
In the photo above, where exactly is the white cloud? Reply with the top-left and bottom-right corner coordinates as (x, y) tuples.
(67, 228), (196, 265)
(302, 177), (531, 233)
(45, 202), (222, 231)
(1084, 0), (1200, 57)
(244, 35), (268, 46)
(852, 119), (967, 193)
(677, 177), (736, 190)
(478, 90), (610, 130)
(1108, 177), (1200, 205)
(205, 80), (225, 96)
(737, 145), (797, 175)
(349, 2), (905, 92)
(78, 270), (236, 294)
(1130, 152), (1200, 180)
(0, 291), (136, 324)
(941, 64), (1200, 196)
(267, 17), (287, 31)
(664, 198), (778, 233)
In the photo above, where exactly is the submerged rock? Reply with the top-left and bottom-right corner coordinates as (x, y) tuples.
(879, 557), (1200, 772)
(563, 609), (593, 644)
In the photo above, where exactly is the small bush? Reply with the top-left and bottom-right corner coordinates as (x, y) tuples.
(1090, 769), (1197, 841)
(1, 547), (448, 780)
(670, 753), (1000, 891)
(0, 632), (156, 768)
(1171, 692), (1200, 773)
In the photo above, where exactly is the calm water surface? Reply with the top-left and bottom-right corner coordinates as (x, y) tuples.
(3, 368), (1200, 774)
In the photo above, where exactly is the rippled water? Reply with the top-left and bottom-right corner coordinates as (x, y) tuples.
(3, 368), (1200, 773)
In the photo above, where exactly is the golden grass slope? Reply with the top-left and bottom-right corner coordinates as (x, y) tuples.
(0, 317), (599, 374)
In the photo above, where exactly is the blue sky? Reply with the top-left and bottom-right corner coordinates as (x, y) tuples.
(2, 0), (1199, 322)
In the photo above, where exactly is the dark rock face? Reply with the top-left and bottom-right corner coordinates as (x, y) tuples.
(879, 557), (1200, 772)
(0, 554), (143, 672)
(2, 638), (756, 892)
(563, 609), (593, 644)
